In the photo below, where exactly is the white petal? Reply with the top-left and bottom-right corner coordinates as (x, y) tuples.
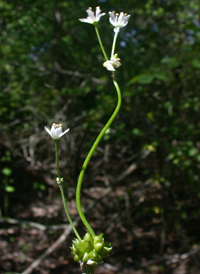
(51, 125), (62, 139)
(87, 9), (96, 22)
(95, 6), (105, 21)
(95, 6), (101, 20)
(118, 12), (124, 25)
(105, 61), (115, 71)
(44, 126), (52, 137)
(59, 128), (70, 138)
(115, 61), (121, 68)
(79, 18), (91, 23)
(109, 12), (116, 26)
(98, 12), (106, 19)
(121, 15), (131, 27)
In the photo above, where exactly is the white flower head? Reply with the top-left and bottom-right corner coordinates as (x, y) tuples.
(56, 177), (63, 185)
(109, 11), (130, 32)
(79, 6), (105, 25)
(103, 54), (121, 71)
(45, 123), (69, 140)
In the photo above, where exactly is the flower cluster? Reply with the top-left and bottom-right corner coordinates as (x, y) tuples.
(71, 232), (112, 266)
(79, 6), (130, 72)
(103, 54), (121, 71)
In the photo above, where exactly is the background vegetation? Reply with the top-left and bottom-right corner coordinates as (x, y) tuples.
(1, 0), (200, 273)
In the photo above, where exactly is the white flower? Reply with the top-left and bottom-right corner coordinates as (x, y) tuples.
(109, 11), (130, 32)
(103, 54), (121, 71)
(79, 6), (105, 25)
(45, 123), (69, 140)
(56, 177), (63, 185)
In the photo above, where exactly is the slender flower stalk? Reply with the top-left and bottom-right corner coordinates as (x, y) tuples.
(94, 26), (108, 61)
(109, 11), (130, 58)
(54, 141), (61, 180)
(54, 141), (81, 240)
(111, 29), (119, 58)
(79, 6), (108, 61)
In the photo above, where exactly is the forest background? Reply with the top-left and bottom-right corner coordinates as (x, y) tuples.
(1, 0), (200, 273)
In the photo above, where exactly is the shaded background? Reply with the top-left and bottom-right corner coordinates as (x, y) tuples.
(1, 0), (200, 273)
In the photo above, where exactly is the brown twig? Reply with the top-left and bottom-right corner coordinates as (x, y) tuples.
(21, 220), (78, 274)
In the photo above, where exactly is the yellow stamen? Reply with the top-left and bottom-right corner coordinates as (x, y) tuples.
(53, 123), (62, 128)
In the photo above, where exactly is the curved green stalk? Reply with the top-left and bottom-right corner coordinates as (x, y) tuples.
(95, 26), (108, 61)
(54, 141), (81, 241)
(76, 79), (122, 237)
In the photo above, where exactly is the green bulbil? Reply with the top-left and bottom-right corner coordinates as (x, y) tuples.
(71, 232), (112, 265)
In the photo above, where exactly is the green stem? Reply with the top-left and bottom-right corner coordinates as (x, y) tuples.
(54, 141), (81, 241)
(94, 26), (108, 61)
(76, 79), (122, 237)
(86, 265), (94, 274)
(111, 29), (119, 58)
(55, 141), (61, 180)
(60, 186), (81, 240)
(4, 179), (8, 217)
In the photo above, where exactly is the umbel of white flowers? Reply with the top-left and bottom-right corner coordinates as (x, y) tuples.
(79, 6), (105, 25)
(79, 7), (130, 72)
(45, 123), (70, 140)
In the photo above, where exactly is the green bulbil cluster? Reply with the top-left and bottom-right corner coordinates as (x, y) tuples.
(71, 232), (112, 265)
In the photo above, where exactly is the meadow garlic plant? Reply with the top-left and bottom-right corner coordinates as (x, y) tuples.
(45, 6), (130, 274)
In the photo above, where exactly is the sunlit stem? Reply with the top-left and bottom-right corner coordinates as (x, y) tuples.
(94, 26), (108, 61)
(111, 28), (119, 57)
(54, 141), (81, 241)
(76, 79), (122, 237)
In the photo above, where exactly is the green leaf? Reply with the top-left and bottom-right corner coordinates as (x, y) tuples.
(188, 148), (197, 157)
(127, 74), (154, 85)
(161, 57), (180, 68)
(191, 60), (200, 69)
(5, 186), (15, 192)
(138, 74), (154, 84)
(154, 71), (168, 82)
(2, 167), (12, 176)
(132, 128), (144, 136)
(127, 75), (141, 85)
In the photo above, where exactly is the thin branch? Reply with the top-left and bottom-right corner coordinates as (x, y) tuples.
(0, 217), (69, 230)
(21, 221), (78, 274)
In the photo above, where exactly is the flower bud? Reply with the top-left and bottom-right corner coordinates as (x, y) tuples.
(70, 232), (112, 265)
